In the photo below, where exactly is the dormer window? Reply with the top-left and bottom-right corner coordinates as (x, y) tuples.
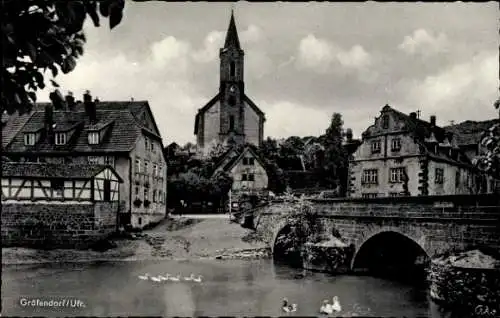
(382, 115), (389, 129)
(24, 133), (36, 146)
(55, 133), (67, 145)
(88, 131), (99, 145)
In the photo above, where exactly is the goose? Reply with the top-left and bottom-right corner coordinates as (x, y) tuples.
(183, 274), (195, 281)
(138, 273), (150, 280)
(169, 274), (181, 282)
(320, 299), (333, 315)
(158, 274), (170, 281)
(192, 275), (203, 283)
(331, 296), (341, 312)
(282, 298), (297, 313)
(150, 275), (162, 282)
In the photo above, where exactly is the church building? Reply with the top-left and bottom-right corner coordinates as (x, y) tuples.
(194, 11), (266, 155)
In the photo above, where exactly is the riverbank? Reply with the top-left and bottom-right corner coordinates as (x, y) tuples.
(2, 217), (270, 265)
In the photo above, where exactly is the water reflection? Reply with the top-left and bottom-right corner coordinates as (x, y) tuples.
(2, 259), (455, 317)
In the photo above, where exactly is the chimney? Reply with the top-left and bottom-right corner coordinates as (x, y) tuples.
(83, 90), (97, 124)
(49, 89), (65, 110)
(44, 103), (54, 141)
(409, 112), (417, 120)
(65, 91), (76, 111)
(430, 115), (436, 126)
(345, 128), (353, 142)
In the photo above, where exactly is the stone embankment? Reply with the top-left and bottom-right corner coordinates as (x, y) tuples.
(428, 249), (500, 317)
(2, 217), (269, 265)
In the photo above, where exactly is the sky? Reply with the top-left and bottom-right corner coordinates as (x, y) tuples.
(38, 1), (499, 145)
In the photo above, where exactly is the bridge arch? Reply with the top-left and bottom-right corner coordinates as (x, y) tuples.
(351, 230), (430, 280)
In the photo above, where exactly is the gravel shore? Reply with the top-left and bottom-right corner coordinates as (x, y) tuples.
(2, 217), (270, 265)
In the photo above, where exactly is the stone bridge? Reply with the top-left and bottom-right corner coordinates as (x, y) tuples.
(253, 194), (500, 270)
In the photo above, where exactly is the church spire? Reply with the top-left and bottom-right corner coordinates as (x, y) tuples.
(224, 10), (241, 49)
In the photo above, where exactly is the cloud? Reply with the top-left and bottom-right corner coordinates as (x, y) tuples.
(398, 29), (449, 57)
(403, 51), (497, 124)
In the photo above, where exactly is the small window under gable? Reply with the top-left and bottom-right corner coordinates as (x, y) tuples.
(88, 131), (99, 145)
(382, 115), (389, 129)
(55, 132), (67, 145)
(24, 133), (36, 146)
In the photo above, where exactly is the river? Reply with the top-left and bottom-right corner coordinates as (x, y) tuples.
(2, 258), (449, 317)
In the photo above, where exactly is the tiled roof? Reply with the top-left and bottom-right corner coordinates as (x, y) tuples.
(1, 111), (34, 148)
(2, 162), (122, 181)
(444, 119), (498, 146)
(214, 145), (268, 174)
(3, 101), (162, 154)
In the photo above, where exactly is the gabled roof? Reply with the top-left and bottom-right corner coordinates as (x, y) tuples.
(1, 162), (123, 182)
(212, 145), (268, 176)
(3, 101), (164, 155)
(443, 119), (498, 146)
(1, 111), (34, 148)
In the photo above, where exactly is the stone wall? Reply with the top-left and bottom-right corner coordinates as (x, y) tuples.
(1, 201), (119, 249)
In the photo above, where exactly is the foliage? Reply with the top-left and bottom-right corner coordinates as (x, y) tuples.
(1, 0), (125, 115)
(321, 113), (349, 194)
(473, 98), (500, 179)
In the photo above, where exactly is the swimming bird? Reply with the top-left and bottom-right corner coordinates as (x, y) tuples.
(282, 298), (297, 313)
(320, 299), (333, 315)
(183, 274), (195, 281)
(138, 273), (150, 280)
(331, 296), (341, 312)
(158, 274), (170, 281)
(150, 275), (162, 282)
(192, 275), (203, 283)
(169, 274), (181, 282)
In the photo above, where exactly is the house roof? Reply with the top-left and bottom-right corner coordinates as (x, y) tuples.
(362, 105), (473, 166)
(444, 119), (498, 146)
(1, 111), (33, 148)
(1, 162), (123, 182)
(194, 94), (266, 135)
(212, 145), (268, 176)
(2, 101), (164, 155)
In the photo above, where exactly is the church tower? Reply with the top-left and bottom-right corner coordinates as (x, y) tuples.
(219, 10), (245, 145)
(194, 10), (265, 154)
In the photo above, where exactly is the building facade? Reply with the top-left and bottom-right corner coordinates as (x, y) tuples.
(194, 11), (266, 155)
(1, 162), (122, 248)
(2, 92), (167, 229)
(349, 105), (488, 198)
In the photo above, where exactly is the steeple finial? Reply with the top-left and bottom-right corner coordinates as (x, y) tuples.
(224, 9), (241, 49)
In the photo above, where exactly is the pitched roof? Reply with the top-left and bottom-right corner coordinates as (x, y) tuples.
(3, 101), (164, 154)
(224, 10), (241, 49)
(1, 162), (123, 181)
(212, 145), (268, 176)
(1, 111), (34, 148)
(443, 119), (498, 146)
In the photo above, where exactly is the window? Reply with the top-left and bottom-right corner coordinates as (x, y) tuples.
(248, 173), (255, 181)
(55, 133), (67, 145)
(243, 157), (255, 166)
(362, 193), (378, 198)
(50, 179), (64, 190)
(371, 140), (381, 153)
(158, 166), (163, 178)
(88, 131), (99, 145)
(24, 133), (36, 146)
(228, 95), (236, 106)
(242, 174), (248, 181)
(104, 156), (114, 167)
(382, 115), (389, 129)
(145, 139), (149, 151)
(230, 61), (235, 77)
(362, 169), (378, 184)
(88, 156), (100, 164)
(144, 161), (149, 174)
(103, 180), (111, 201)
(390, 167), (406, 183)
(144, 188), (149, 201)
(135, 185), (139, 196)
(135, 158), (141, 173)
(150, 141), (154, 153)
(153, 164), (158, 177)
(389, 192), (400, 197)
(229, 115), (235, 131)
(153, 190), (157, 203)
(158, 190), (163, 203)
(455, 171), (461, 188)
(435, 168), (444, 184)
(138, 217), (142, 225)
(391, 138), (401, 152)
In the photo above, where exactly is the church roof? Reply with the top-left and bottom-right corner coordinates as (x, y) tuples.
(224, 10), (241, 49)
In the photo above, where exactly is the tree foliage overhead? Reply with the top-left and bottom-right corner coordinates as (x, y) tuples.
(1, 0), (125, 115)
(474, 98), (500, 179)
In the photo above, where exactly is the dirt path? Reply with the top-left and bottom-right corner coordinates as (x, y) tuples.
(2, 217), (269, 265)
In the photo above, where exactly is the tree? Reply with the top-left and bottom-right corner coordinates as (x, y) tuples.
(321, 113), (348, 194)
(473, 98), (500, 180)
(1, 0), (126, 115)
